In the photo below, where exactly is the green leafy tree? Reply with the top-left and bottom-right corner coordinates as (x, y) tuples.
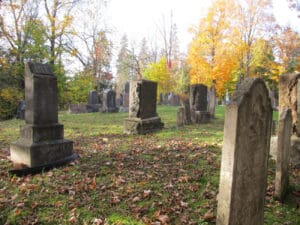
(66, 72), (95, 103)
(143, 57), (172, 96)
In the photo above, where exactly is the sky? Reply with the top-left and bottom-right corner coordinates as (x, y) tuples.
(106, 0), (299, 54)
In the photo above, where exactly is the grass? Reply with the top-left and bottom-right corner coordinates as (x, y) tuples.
(0, 105), (299, 225)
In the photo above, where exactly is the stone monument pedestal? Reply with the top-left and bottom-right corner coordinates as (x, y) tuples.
(10, 124), (73, 167)
(10, 62), (74, 169)
(192, 111), (210, 124)
(124, 116), (163, 134)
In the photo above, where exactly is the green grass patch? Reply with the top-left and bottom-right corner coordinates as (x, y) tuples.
(0, 105), (299, 224)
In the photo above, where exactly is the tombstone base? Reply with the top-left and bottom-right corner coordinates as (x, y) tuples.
(9, 153), (78, 176)
(290, 136), (300, 167)
(86, 104), (101, 113)
(124, 116), (164, 134)
(10, 139), (73, 168)
(20, 124), (64, 142)
(192, 111), (210, 124)
(103, 107), (119, 113)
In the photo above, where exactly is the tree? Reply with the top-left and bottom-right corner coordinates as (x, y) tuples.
(287, 0), (300, 17)
(273, 26), (300, 74)
(138, 37), (151, 72)
(143, 57), (172, 96)
(66, 72), (95, 103)
(65, 0), (112, 86)
(187, 0), (238, 96)
(233, 0), (275, 79)
(115, 35), (137, 94)
(0, 0), (41, 88)
(250, 38), (278, 89)
(43, 0), (77, 65)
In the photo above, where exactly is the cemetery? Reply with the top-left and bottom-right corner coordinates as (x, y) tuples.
(0, 0), (300, 224)
(0, 64), (299, 224)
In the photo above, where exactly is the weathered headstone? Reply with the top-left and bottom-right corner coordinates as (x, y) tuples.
(159, 93), (163, 105)
(16, 100), (26, 119)
(279, 72), (300, 167)
(182, 98), (192, 125)
(208, 83), (217, 118)
(102, 89), (118, 112)
(278, 73), (300, 135)
(168, 92), (180, 106)
(275, 108), (292, 201)
(177, 107), (185, 127)
(190, 84), (210, 123)
(124, 80), (164, 134)
(217, 78), (272, 225)
(164, 93), (169, 105)
(116, 93), (123, 107)
(87, 90), (100, 112)
(123, 82), (130, 110)
(10, 63), (74, 168)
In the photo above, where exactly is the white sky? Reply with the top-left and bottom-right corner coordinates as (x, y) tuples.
(106, 0), (299, 54)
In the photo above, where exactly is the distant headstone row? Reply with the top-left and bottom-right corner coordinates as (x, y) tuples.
(68, 89), (118, 114)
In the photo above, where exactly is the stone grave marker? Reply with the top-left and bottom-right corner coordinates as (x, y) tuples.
(123, 82), (130, 106)
(102, 89), (118, 112)
(190, 84), (210, 123)
(279, 72), (300, 167)
(87, 90), (100, 112)
(275, 108), (292, 201)
(208, 83), (217, 118)
(217, 78), (272, 225)
(164, 93), (169, 105)
(16, 100), (26, 119)
(124, 80), (163, 134)
(159, 93), (163, 105)
(10, 62), (74, 168)
(168, 92), (180, 106)
(177, 107), (185, 127)
(180, 98), (192, 125)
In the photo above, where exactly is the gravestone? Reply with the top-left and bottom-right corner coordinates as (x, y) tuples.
(177, 107), (185, 127)
(217, 78), (272, 225)
(16, 100), (26, 119)
(181, 98), (192, 125)
(102, 89), (118, 112)
(159, 93), (163, 105)
(116, 93), (123, 107)
(208, 83), (217, 118)
(10, 63), (74, 168)
(124, 80), (164, 134)
(279, 72), (300, 167)
(164, 93), (169, 105)
(190, 84), (210, 123)
(123, 82), (130, 106)
(87, 90), (100, 112)
(168, 92), (180, 106)
(275, 108), (292, 201)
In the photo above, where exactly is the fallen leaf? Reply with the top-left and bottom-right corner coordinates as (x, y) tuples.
(157, 215), (170, 224)
(203, 210), (215, 222)
(132, 196), (140, 202)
